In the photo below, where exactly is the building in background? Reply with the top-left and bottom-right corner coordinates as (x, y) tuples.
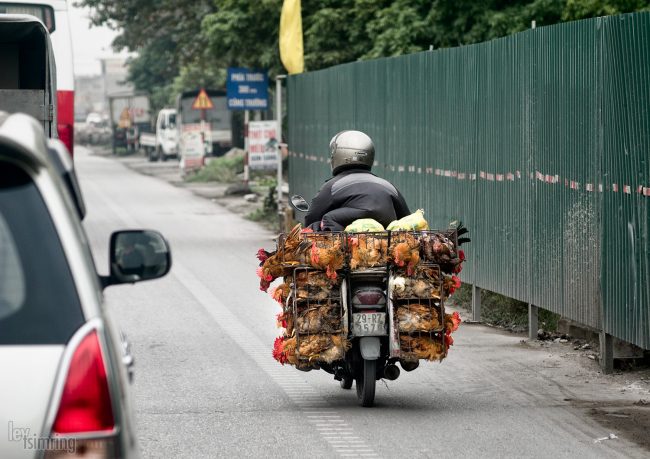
(74, 57), (133, 122)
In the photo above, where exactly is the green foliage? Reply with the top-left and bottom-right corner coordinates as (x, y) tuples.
(246, 185), (279, 229)
(202, 0), (283, 75)
(80, 0), (650, 111)
(185, 156), (244, 183)
(563, 0), (650, 20)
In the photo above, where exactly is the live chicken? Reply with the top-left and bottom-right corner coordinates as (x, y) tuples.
(397, 304), (441, 332)
(348, 234), (388, 269)
(309, 236), (345, 279)
(390, 232), (420, 275)
(399, 336), (446, 361)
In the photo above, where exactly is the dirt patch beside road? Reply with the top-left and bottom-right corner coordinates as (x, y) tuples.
(586, 403), (650, 450)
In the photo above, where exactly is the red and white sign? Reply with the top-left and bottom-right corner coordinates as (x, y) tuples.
(248, 121), (279, 170)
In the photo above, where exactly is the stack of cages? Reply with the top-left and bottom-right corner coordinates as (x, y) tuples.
(388, 229), (459, 363)
(286, 232), (349, 368)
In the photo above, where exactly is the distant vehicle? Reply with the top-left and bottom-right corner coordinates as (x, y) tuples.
(176, 89), (233, 170)
(0, 14), (56, 139)
(108, 93), (151, 154)
(0, 0), (76, 156)
(0, 112), (172, 459)
(85, 112), (103, 126)
(140, 108), (178, 162)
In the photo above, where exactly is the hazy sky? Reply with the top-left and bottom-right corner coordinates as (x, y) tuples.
(68, 3), (128, 75)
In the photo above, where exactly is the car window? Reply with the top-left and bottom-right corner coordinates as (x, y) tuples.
(0, 162), (84, 344)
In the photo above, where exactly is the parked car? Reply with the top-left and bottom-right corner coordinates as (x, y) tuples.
(0, 112), (172, 459)
(140, 108), (178, 162)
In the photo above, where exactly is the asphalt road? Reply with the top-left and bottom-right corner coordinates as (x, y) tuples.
(76, 146), (649, 459)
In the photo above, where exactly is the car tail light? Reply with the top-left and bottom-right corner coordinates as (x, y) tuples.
(52, 330), (115, 435)
(57, 90), (74, 157)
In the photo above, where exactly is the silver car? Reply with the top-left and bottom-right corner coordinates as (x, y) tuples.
(0, 113), (171, 458)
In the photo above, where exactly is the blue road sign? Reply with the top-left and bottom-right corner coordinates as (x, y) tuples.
(226, 68), (269, 110)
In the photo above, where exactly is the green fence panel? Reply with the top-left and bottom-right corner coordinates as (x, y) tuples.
(287, 13), (650, 349)
(601, 14), (650, 348)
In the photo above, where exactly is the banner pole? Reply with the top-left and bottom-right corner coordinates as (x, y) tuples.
(244, 109), (249, 185)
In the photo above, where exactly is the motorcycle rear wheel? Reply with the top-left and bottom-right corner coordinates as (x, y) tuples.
(355, 359), (376, 407)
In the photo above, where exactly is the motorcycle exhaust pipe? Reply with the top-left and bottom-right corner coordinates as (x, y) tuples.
(383, 364), (400, 381)
(399, 359), (419, 372)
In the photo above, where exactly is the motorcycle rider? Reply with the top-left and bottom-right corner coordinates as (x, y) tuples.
(305, 130), (411, 231)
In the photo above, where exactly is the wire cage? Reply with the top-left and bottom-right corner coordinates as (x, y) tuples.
(346, 231), (390, 271)
(388, 229), (461, 275)
(277, 231), (348, 273)
(417, 230), (460, 273)
(290, 267), (348, 363)
(388, 263), (448, 361)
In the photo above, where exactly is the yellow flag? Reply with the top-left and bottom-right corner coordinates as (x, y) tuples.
(279, 0), (304, 74)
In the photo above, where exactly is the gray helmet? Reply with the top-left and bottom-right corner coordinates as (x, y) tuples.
(329, 130), (375, 174)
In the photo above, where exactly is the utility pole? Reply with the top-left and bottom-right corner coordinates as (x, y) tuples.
(276, 75), (287, 205)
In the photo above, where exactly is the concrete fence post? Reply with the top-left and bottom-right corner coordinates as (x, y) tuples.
(471, 285), (481, 322)
(528, 304), (539, 340)
(599, 331), (614, 374)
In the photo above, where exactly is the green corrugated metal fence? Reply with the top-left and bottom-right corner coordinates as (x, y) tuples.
(287, 13), (650, 349)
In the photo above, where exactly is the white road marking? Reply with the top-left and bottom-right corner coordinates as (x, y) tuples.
(86, 178), (380, 459)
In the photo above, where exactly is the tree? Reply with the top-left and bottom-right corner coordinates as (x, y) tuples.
(80, 0), (650, 107)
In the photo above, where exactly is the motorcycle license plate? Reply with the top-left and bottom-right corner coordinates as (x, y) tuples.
(352, 312), (387, 336)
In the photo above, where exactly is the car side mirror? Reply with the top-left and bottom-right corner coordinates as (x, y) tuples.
(102, 230), (172, 288)
(290, 195), (310, 212)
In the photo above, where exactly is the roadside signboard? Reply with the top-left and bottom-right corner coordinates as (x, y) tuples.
(248, 120), (279, 170)
(226, 68), (268, 110)
(179, 123), (212, 171)
(191, 89), (214, 110)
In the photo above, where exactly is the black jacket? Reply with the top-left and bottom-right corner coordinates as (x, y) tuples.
(305, 168), (411, 231)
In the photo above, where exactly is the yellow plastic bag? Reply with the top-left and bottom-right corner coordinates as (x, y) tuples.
(387, 209), (429, 231)
(345, 219), (385, 233)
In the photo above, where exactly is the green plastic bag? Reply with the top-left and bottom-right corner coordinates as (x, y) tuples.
(345, 219), (385, 233)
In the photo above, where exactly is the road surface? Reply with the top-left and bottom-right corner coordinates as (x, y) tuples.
(76, 146), (649, 458)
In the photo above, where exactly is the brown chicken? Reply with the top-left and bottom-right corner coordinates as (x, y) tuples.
(390, 232), (420, 275)
(294, 270), (338, 300)
(391, 274), (442, 299)
(293, 334), (351, 363)
(281, 224), (312, 264)
(257, 253), (287, 291)
(309, 237), (345, 280)
(276, 310), (295, 335)
(396, 304), (441, 332)
(296, 304), (341, 333)
(421, 232), (462, 273)
(319, 335), (351, 363)
(349, 235), (388, 270)
(399, 335), (446, 361)
(271, 282), (291, 304)
(280, 336), (299, 365)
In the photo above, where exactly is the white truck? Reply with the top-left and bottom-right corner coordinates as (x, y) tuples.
(140, 108), (178, 161)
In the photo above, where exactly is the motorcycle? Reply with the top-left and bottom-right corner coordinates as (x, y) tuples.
(289, 195), (424, 407)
